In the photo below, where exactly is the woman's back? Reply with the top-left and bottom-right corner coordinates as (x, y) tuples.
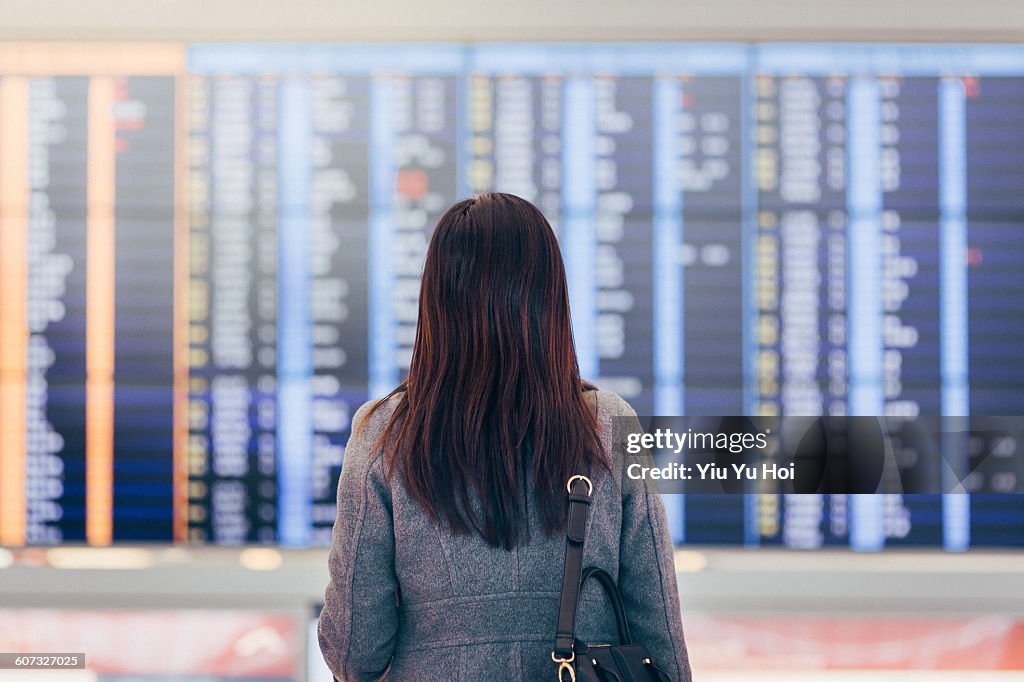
(318, 387), (692, 681)
(319, 193), (690, 680)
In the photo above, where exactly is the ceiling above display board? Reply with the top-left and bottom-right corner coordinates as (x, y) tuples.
(0, 0), (1022, 42)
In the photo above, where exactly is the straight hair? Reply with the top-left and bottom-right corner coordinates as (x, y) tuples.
(361, 192), (605, 549)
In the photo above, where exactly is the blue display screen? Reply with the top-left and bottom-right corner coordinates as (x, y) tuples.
(4, 43), (1023, 549)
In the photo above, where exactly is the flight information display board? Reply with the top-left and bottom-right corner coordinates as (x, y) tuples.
(0, 42), (1022, 550)
(0, 45), (186, 546)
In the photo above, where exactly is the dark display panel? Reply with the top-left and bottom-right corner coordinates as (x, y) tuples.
(25, 76), (90, 544)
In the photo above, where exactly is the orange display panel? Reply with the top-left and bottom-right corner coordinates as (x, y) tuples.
(0, 76), (29, 546)
(85, 76), (115, 546)
(0, 44), (186, 545)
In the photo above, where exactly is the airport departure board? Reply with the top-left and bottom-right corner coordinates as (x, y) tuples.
(0, 45), (186, 545)
(0, 43), (1023, 549)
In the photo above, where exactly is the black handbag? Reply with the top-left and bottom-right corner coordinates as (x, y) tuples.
(551, 473), (673, 682)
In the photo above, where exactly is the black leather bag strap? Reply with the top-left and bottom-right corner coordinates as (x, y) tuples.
(580, 566), (632, 646)
(553, 388), (599, 663)
(553, 473), (592, 660)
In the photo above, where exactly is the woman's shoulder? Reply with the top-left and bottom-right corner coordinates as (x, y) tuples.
(587, 386), (643, 493)
(346, 393), (403, 467)
(589, 385), (639, 420)
(352, 392), (402, 430)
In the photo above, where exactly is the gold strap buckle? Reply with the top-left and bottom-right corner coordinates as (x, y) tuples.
(552, 651), (576, 682)
(566, 475), (592, 496)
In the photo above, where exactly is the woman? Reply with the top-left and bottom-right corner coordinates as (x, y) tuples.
(319, 192), (691, 681)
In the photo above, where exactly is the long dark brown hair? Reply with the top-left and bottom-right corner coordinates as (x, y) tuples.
(362, 192), (605, 549)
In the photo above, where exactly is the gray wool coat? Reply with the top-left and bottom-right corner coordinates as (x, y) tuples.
(318, 388), (692, 681)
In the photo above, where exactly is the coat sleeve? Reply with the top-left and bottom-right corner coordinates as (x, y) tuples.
(318, 402), (399, 682)
(614, 403), (693, 682)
